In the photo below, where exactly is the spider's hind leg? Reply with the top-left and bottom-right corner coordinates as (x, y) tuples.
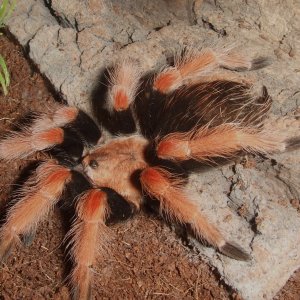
(154, 83), (289, 162)
(140, 167), (250, 261)
(156, 123), (287, 162)
(153, 47), (270, 94)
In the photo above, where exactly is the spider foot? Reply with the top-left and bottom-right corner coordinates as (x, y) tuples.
(0, 233), (16, 263)
(219, 241), (251, 261)
(250, 56), (272, 71)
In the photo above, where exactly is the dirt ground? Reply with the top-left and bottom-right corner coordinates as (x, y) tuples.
(0, 34), (299, 300)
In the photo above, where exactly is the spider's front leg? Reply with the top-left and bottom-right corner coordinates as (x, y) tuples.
(0, 160), (72, 261)
(140, 167), (250, 261)
(0, 105), (101, 162)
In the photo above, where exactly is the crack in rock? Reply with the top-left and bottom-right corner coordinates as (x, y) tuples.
(44, 0), (75, 29)
(201, 17), (227, 36)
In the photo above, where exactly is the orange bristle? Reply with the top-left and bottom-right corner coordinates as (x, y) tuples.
(0, 127), (64, 160)
(108, 59), (141, 111)
(189, 125), (239, 160)
(35, 128), (64, 144)
(77, 190), (107, 222)
(189, 125), (285, 160)
(156, 135), (190, 160)
(140, 167), (169, 195)
(0, 162), (71, 243)
(114, 89), (129, 111)
(157, 125), (286, 162)
(140, 167), (225, 248)
(153, 71), (180, 94)
(179, 50), (216, 77)
(43, 168), (72, 192)
(67, 189), (109, 300)
(0, 134), (31, 160)
(54, 106), (78, 125)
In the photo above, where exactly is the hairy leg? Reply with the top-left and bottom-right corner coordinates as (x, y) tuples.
(0, 160), (71, 261)
(94, 60), (141, 134)
(156, 123), (286, 162)
(66, 189), (109, 300)
(153, 47), (270, 94)
(106, 59), (142, 112)
(140, 167), (250, 261)
(0, 106), (101, 161)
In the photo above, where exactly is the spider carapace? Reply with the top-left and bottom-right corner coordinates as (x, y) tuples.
(0, 47), (296, 299)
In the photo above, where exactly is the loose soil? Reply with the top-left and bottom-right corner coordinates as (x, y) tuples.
(0, 34), (299, 300)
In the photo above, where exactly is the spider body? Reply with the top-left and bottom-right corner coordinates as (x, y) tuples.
(83, 135), (148, 208)
(0, 47), (295, 299)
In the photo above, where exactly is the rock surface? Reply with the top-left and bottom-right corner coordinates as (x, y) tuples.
(7, 0), (300, 299)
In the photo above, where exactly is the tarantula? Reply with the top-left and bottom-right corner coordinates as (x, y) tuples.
(0, 47), (293, 299)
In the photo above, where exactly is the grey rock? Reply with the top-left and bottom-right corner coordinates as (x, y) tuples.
(188, 150), (300, 300)
(7, 0), (300, 299)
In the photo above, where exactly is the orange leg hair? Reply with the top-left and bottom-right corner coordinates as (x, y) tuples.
(67, 189), (109, 300)
(31, 106), (79, 133)
(156, 124), (286, 162)
(107, 59), (141, 112)
(140, 167), (250, 261)
(0, 160), (71, 261)
(153, 47), (269, 94)
(0, 105), (81, 160)
(0, 127), (64, 160)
